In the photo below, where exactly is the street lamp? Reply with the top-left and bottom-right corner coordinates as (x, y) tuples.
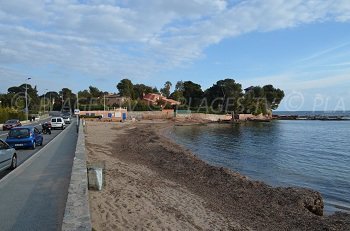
(25, 77), (31, 121)
(50, 92), (52, 111)
(104, 94), (106, 111)
(43, 89), (48, 113)
(76, 91), (79, 110)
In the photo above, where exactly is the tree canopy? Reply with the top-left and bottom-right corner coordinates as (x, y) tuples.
(0, 77), (284, 115)
(160, 81), (172, 98)
(117, 79), (134, 98)
(205, 79), (243, 113)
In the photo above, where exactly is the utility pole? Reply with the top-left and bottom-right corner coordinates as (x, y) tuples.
(77, 92), (79, 110)
(43, 88), (48, 113)
(104, 94), (106, 111)
(25, 77), (31, 121)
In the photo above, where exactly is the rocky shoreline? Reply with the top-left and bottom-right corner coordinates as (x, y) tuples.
(86, 120), (350, 230)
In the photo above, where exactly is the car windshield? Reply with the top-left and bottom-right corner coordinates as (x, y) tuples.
(9, 128), (30, 138)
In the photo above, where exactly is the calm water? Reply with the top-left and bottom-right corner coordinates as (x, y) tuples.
(168, 120), (350, 214)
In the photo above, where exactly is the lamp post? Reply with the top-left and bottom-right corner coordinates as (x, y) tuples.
(25, 77), (31, 121)
(49, 92), (52, 111)
(104, 94), (106, 111)
(43, 89), (48, 113)
(76, 92), (79, 110)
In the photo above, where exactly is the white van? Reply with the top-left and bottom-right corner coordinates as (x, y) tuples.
(51, 117), (66, 130)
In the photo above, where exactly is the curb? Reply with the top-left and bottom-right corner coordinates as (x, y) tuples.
(62, 121), (92, 231)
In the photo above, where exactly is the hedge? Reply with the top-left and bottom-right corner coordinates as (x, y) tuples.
(0, 107), (26, 123)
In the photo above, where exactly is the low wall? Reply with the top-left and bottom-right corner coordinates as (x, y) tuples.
(62, 122), (92, 231)
(80, 110), (127, 120)
(236, 113), (271, 121)
(128, 110), (174, 120)
(176, 113), (232, 121)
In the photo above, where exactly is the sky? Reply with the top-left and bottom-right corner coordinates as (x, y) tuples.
(0, 0), (350, 111)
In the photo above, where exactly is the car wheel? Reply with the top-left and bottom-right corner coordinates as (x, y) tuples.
(32, 141), (36, 150)
(10, 155), (17, 170)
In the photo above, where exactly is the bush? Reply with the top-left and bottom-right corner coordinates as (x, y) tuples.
(0, 107), (26, 123)
(79, 115), (102, 119)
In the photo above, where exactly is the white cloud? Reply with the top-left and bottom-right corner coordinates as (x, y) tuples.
(0, 0), (350, 87)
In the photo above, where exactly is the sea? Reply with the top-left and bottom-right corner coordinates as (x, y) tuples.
(168, 111), (350, 214)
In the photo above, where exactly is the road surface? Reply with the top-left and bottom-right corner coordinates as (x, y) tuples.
(0, 121), (77, 231)
(0, 118), (51, 138)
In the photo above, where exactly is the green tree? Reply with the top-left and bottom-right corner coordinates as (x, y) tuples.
(40, 91), (59, 111)
(89, 86), (103, 98)
(169, 81), (184, 101)
(205, 79), (243, 113)
(133, 84), (154, 99)
(160, 81), (172, 98)
(182, 81), (204, 108)
(7, 84), (40, 113)
(77, 89), (91, 105)
(262, 85), (285, 110)
(59, 88), (76, 112)
(152, 87), (158, 93)
(241, 85), (284, 115)
(117, 79), (135, 99)
(242, 86), (266, 115)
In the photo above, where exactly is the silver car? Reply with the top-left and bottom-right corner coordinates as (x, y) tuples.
(0, 139), (17, 172)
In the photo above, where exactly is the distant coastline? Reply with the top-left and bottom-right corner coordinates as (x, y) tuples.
(273, 110), (350, 117)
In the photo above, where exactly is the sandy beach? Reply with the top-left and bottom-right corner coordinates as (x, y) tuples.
(85, 120), (350, 231)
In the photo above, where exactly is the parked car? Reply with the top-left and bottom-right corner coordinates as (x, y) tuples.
(5, 126), (43, 149)
(0, 139), (17, 171)
(62, 115), (71, 124)
(51, 117), (66, 130)
(2, 119), (22, 131)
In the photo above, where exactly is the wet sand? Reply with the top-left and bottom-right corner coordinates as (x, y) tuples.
(85, 120), (350, 230)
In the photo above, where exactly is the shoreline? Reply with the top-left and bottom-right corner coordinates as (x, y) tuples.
(164, 120), (350, 215)
(86, 120), (350, 230)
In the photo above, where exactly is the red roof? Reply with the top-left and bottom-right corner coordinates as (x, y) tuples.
(143, 93), (180, 105)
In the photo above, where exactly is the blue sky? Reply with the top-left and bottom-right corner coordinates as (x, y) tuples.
(0, 0), (350, 111)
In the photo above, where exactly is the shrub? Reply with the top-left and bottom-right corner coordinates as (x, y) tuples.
(0, 107), (26, 123)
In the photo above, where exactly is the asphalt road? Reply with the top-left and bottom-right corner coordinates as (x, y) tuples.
(0, 118), (51, 137)
(0, 123), (64, 180)
(0, 120), (78, 231)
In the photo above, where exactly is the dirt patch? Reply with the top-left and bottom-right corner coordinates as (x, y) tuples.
(86, 120), (350, 231)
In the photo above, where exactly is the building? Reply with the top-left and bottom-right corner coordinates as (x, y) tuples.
(104, 94), (130, 107)
(244, 86), (254, 93)
(79, 108), (128, 121)
(142, 93), (180, 106)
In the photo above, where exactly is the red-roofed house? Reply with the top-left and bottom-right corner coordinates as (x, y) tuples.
(143, 93), (180, 106)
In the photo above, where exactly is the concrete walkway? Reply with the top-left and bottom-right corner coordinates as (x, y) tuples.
(0, 121), (77, 231)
